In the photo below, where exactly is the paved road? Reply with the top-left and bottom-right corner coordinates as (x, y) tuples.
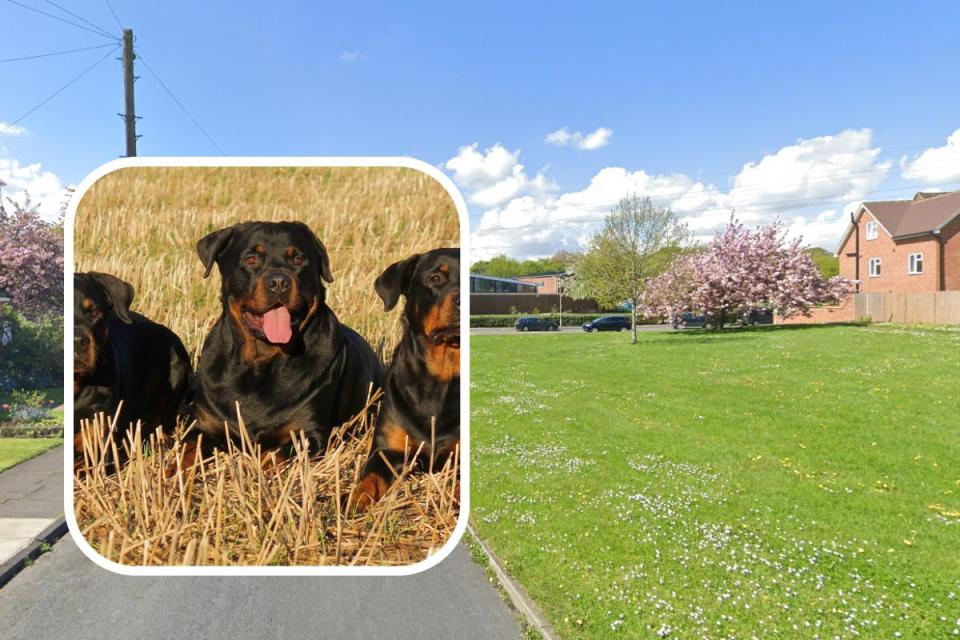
(0, 535), (523, 640)
(0, 445), (64, 569)
(0, 446), (523, 639)
(472, 323), (674, 335)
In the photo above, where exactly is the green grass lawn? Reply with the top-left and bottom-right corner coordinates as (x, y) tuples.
(471, 325), (960, 639)
(0, 437), (62, 472)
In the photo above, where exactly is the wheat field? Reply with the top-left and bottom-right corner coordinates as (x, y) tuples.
(72, 166), (461, 566)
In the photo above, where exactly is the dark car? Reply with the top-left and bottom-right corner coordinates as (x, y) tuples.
(515, 316), (559, 332)
(741, 308), (773, 326)
(672, 312), (707, 329)
(581, 316), (631, 332)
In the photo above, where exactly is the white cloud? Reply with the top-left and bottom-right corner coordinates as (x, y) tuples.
(0, 123), (28, 137)
(900, 128), (960, 184)
(444, 143), (556, 207)
(455, 128), (890, 260)
(0, 157), (67, 221)
(545, 126), (612, 150)
(340, 50), (363, 62)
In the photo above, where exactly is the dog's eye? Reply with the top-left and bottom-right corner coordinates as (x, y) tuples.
(428, 273), (444, 287)
(289, 255), (304, 266)
(89, 308), (100, 319)
(243, 255), (259, 266)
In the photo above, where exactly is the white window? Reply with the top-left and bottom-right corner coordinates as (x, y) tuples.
(865, 220), (879, 240)
(908, 252), (924, 275)
(869, 257), (882, 277)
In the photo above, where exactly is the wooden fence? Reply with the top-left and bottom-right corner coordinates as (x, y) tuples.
(853, 291), (960, 325)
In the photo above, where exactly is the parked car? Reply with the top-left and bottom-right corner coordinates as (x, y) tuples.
(672, 312), (706, 329)
(741, 308), (773, 326)
(515, 317), (559, 332)
(581, 316), (631, 332)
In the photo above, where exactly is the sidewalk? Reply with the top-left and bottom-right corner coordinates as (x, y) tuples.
(0, 445), (66, 588)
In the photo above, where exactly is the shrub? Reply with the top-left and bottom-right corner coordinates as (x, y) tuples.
(0, 307), (63, 392)
(7, 389), (51, 422)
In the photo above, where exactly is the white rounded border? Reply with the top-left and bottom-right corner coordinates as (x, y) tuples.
(64, 156), (470, 576)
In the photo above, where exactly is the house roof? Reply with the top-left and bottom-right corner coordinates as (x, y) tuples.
(835, 190), (960, 255)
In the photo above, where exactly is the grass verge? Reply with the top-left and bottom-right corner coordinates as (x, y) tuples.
(0, 437), (62, 472)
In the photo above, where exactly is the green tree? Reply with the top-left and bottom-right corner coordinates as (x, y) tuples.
(470, 254), (522, 278)
(471, 254), (569, 278)
(805, 247), (839, 279)
(573, 195), (688, 344)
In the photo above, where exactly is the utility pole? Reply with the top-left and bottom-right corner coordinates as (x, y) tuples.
(121, 28), (138, 157)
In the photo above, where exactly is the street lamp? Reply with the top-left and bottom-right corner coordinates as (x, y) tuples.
(557, 273), (573, 329)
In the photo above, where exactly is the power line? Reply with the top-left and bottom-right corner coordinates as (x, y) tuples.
(464, 140), (959, 222)
(466, 154), (960, 222)
(0, 42), (117, 64)
(4, 0), (117, 40)
(104, 0), (123, 29)
(41, 0), (115, 38)
(469, 180), (960, 240)
(135, 50), (226, 155)
(0, 45), (119, 136)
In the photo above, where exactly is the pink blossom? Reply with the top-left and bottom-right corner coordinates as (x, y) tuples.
(0, 198), (64, 320)
(643, 217), (854, 327)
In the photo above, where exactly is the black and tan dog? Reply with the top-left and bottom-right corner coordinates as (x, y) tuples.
(73, 272), (192, 458)
(191, 221), (382, 459)
(350, 248), (460, 511)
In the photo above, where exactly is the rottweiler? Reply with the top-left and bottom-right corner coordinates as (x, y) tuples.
(350, 247), (460, 511)
(73, 272), (192, 459)
(192, 221), (382, 458)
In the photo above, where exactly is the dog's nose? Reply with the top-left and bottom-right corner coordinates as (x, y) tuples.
(266, 271), (292, 293)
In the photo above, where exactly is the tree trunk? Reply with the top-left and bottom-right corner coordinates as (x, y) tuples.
(631, 300), (638, 344)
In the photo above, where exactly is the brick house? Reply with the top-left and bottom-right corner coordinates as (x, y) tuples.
(835, 191), (960, 293)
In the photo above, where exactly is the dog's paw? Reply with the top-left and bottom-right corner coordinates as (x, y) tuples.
(346, 473), (388, 514)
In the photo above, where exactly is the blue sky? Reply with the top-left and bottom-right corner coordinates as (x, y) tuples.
(2, 1), (959, 257)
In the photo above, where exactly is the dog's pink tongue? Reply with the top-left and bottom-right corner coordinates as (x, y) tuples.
(262, 307), (292, 344)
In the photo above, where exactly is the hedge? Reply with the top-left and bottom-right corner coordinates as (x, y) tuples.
(470, 312), (663, 328)
(0, 307), (63, 392)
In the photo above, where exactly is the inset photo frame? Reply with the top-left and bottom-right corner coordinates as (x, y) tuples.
(65, 158), (468, 575)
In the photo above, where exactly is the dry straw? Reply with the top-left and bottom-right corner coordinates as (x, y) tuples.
(72, 166), (461, 565)
(73, 394), (461, 566)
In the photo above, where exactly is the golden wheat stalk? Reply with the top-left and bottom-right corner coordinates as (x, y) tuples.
(73, 395), (460, 567)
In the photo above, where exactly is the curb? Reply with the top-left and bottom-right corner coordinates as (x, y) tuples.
(467, 523), (558, 640)
(0, 517), (68, 589)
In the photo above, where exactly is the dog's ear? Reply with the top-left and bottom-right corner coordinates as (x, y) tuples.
(375, 254), (421, 311)
(291, 221), (333, 284)
(197, 225), (242, 278)
(91, 272), (134, 324)
(314, 236), (334, 284)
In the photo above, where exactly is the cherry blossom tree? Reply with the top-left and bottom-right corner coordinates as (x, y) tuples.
(0, 191), (64, 320)
(643, 218), (854, 328)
